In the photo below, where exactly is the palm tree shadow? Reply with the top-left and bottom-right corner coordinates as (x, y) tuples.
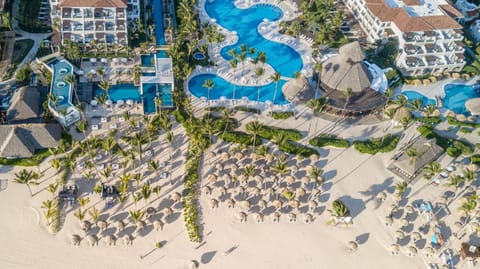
(338, 195), (366, 218)
(359, 177), (394, 205)
(201, 250), (217, 264)
(355, 233), (369, 244)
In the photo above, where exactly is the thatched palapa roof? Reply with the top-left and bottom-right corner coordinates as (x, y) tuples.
(282, 76), (313, 103)
(0, 124), (62, 158)
(321, 41), (372, 93)
(465, 98), (480, 115)
(7, 86), (41, 123)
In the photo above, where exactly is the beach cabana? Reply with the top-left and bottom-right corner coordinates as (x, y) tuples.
(281, 76), (314, 104)
(465, 98), (480, 115)
(388, 137), (444, 180)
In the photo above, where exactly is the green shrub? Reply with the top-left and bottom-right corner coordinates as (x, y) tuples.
(279, 140), (318, 157)
(222, 131), (261, 146)
(446, 116), (480, 128)
(258, 125), (302, 141)
(353, 134), (400, 154)
(234, 106), (261, 114)
(459, 127), (473, 134)
(205, 106), (227, 112)
(269, 111), (294, 120)
(416, 125), (474, 157)
(471, 154), (480, 164)
(414, 116), (441, 124)
(446, 147), (462, 158)
(309, 134), (351, 148)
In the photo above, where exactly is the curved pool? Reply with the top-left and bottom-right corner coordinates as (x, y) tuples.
(193, 52), (206, 60)
(402, 91), (436, 107)
(443, 84), (479, 115)
(189, 0), (304, 104)
(188, 73), (288, 104)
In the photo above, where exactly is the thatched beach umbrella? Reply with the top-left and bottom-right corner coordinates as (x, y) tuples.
(411, 232), (421, 242)
(115, 220), (125, 232)
(146, 207), (157, 219)
(290, 165), (299, 174)
(311, 188), (322, 199)
(392, 194), (402, 204)
(308, 200), (318, 212)
(171, 192), (181, 203)
(423, 247), (435, 257)
(394, 230), (405, 241)
(86, 234), (98, 246)
(384, 216), (393, 227)
(272, 199), (283, 210)
(407, 246), (418, 257)
(404, 205), (414, 215)
(437, 196), (448, 207)
(454, 221), (463, 230)
(71, 234), (82, 246)
(221, 152), (230, 161)
(249, 187), (261, 197)
(254, 175), (264, 185)
(432, 109), (441, 117)
(306, 165), (314, 174)
(82, 220), (92, 232)
(203, 186), (212, 196)
(376, 191), (387, 201)
(390, 244), (400, 255)
(123, 234), (134, 245)
(188, 260), (199, 269)
(136, 220), (145, 231)
(163, 207), (173, 218)
(259, 199), (268, 209)
(445, 110), (456, 118)
(468, 222), (479, 233)
(295, 187), (306, 198)
(207, 151), (216, 160)
(400, 218), (409, 227)
(226, 198), (235, 208)
(209, 198), (219, 209)
(153, 220), (164, 231)
(229, 163), (238, 172)
(290, 200), (300, 211)
(215, 163), (223, 171)
(239, 200), (251, 210)
(254, 212), (264, 223)
(238, 211), (247, 223)
(288, 213), (296, 223)
(105, 234), (116, 246)
(301, 176), (310, 187)
(234, 152), (244, 160)
(388, 204), (398, 215)
(310, 154), (319, 162)
(215, 186), (227, 198)
(467, 163), (478, 172)
(223, 174), (232, 185)
(347, 241), (358, 252)
(304, 213), (314, 224)
(272, 212), (281, 223)
(456, 114), (467, 122)
(207, 174), (218, 185)
(265, 154), (274, 163)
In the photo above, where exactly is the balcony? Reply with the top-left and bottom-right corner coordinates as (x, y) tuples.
(404, 44), (424, 55)
(424, 43), (442, 53)
(117, 12), (125, 18)
(62, 12), (71, 18)
(405, 56), (425, 67)
(425, 55), (445, 66)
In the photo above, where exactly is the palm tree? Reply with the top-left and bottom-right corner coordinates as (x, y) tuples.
(307, 97), (327, 134)
(458, 194), (477, 219)
(255, 67), (265, 102)
(405, 147), (418, 165)
(408, 99), (423, 114)
(444, 174), (465, 190)
(203, 116), (216, 146)
(48, 93), (60, 110)
(221, 109), (234, 139)
(154, 97), (162, 115)
(141, 184), (152, 205)
(13, 169), (36, 196)
(246, 120), (263, 155)
(229, 59), (238, 101)
(129, 209), (144, 224)
(98, 80), (111, 100)
(270, 72), (281, 104)
(148, 159), (159, 177)
(343, 87), (353, 116)
(394, 181), (408, 197)
(309, 167), (324, 190)
(257, 51), (267, 67)
(328, 199), (350, 219)
(313, 62), (322, 98)
(423, 104), (435, 117)
(238, 53), (247, 77)
(422, 161), (442, 179)
(463, 169), (477, 184)
(393, 94), (408, 108)
(202, 79), (214, 103)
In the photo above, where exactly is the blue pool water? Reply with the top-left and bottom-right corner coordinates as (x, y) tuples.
(443, 84), (479, 115)
(402, 91), (436, 107)
(94, 84), (140, 102)
(141, 55), (155, 67)
(188, 1), (303, 104)
(188, 73), (288, 104)
(193, 52), (205, 60)
(153, 0), (165, 46)
(50, 60), (73, 110)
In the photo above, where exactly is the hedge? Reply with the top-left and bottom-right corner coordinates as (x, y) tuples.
(446, 116), (480, 128)
(459, 127), (473, 134)
(234, 106), (261, 114)
(279, 140), (318, 157)
(471, 154), (480, 164)
(309, 134), (351, 148)
(414, 116), (442, 124)
(222, 131), (261, 146)
(258, 125), (302, 141)
(269, 111), (294, 120)
(353, 134), (400, 154)
(416, 125), (474, 157)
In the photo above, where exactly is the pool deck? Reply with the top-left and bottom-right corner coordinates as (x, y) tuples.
(194, 0), (314, 89)
(397, 77), (477, 99)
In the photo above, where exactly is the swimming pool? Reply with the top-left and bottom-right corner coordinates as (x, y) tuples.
(188, 1), (303, 104)
(94, 84), (141, 102)
(188, 73), (288, 104)
(141, 55), (155, 67)
(443, 84), (479, 115)
(402, 91), (436, 107)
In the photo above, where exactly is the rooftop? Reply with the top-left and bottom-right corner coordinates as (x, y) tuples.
(6, 87), (41, 123)
(59, 0), (127, 8)
(0, 124), (62, 158)
(365, 0), (462, 32)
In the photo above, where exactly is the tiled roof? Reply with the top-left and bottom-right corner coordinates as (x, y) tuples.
(365, 0), (462, 32)
(60, 0), (127, 8)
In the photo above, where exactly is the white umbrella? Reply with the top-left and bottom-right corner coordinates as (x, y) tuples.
(117, 100), (125, 106)
(90, 100), (98, 106)
(105, 100), (113, 106)
(101, 58), (108, 63)
(390, 244), (400, 255)
(89, 69), (96, 74)
(126, 99), (133, 105)
(112, 58), (119, 63)
(90, 58), (97, 63)
(120, 57), (128, 63)
(407, 246), (417, 257)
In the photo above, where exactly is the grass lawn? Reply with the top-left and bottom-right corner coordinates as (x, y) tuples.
(12, 39), (34, 65)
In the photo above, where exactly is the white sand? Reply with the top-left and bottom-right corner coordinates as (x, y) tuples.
(0, 110), (449, 269)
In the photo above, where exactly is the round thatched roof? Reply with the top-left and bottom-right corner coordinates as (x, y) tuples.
(393, 107), (411, 122)
(321, 41), (372, 93)
(282, 76), (314, 103)
(465, 98), (480, 115)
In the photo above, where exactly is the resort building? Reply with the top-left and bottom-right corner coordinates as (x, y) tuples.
(0, 124), (62, 159)
(50, 0), (129, 46)
(343, 0), (466, 76)
(320, 41), (388, 116)
(388, 137), (444, 180)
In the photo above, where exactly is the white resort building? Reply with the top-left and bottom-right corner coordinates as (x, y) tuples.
(49, 0), (132, 46)
(343, 0), (466, 76)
